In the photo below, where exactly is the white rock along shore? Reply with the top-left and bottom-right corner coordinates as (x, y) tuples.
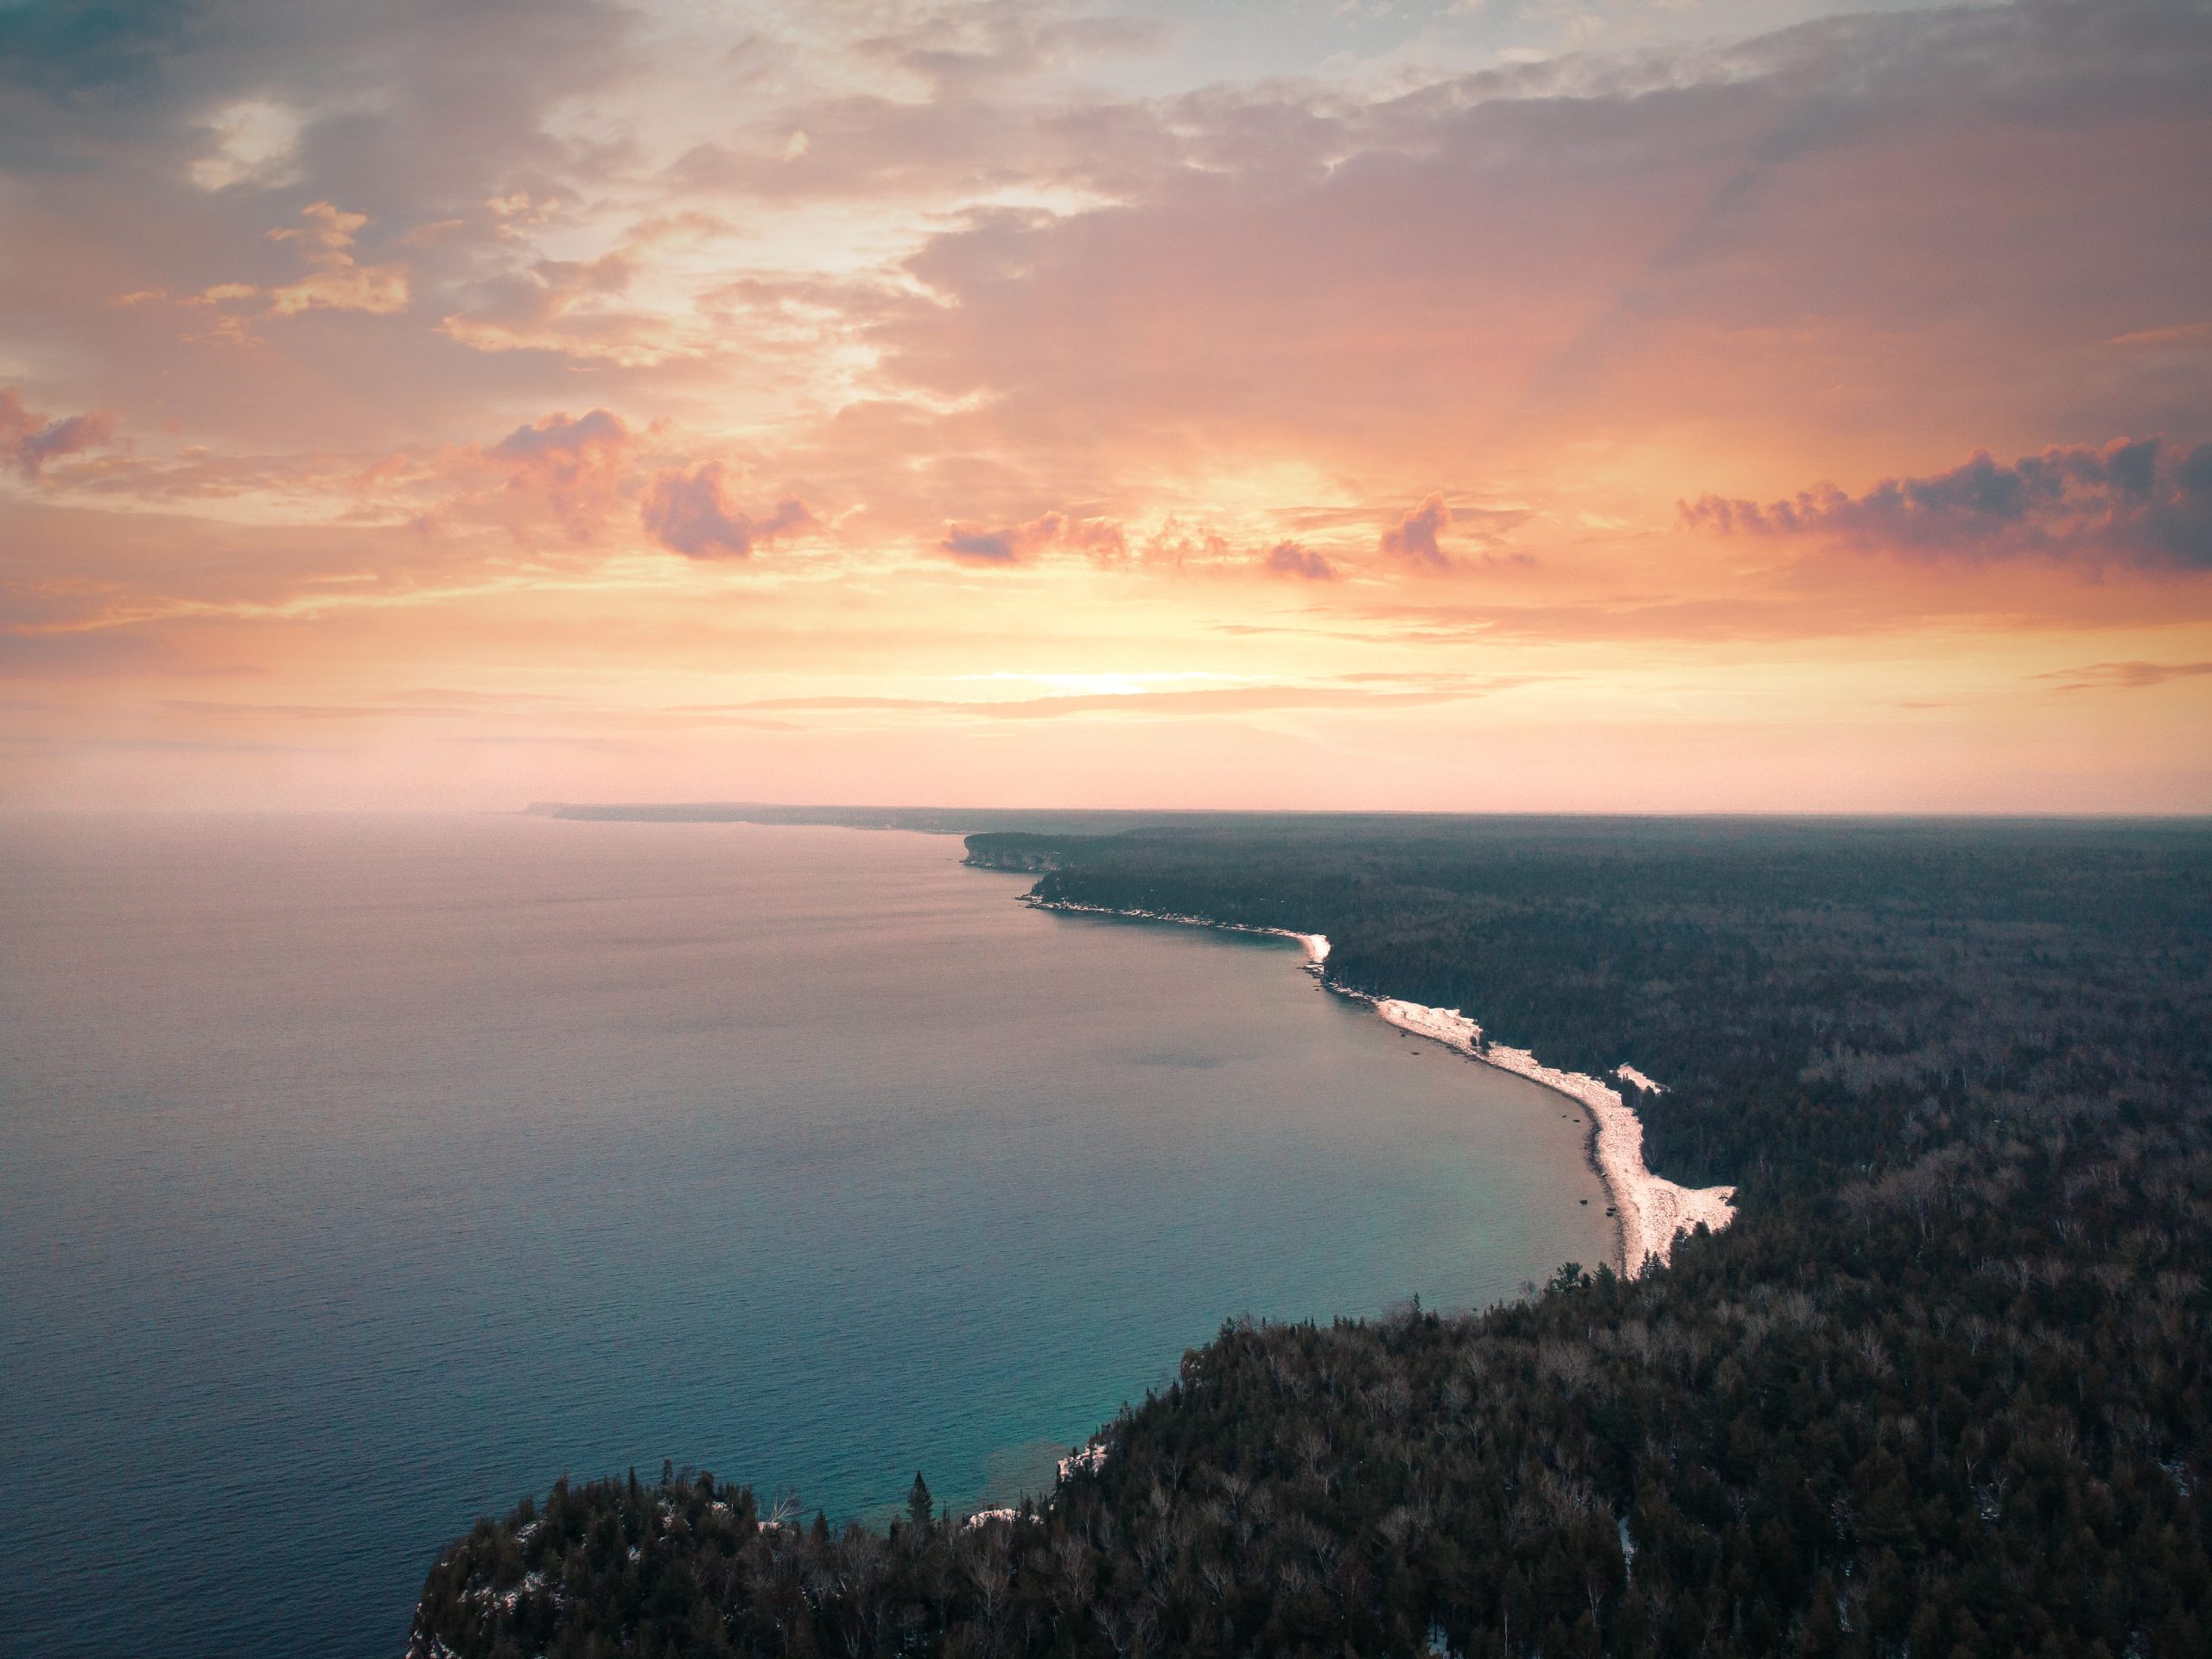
(1020, 897), (1331, 969)
(1363, 999), (1734, 1276)
(1022, 897), (1732, 1276)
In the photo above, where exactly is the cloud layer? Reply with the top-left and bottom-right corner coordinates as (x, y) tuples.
(1, 0), (2208, 810)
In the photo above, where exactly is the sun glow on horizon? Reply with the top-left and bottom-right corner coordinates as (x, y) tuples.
(2, 0), (2208, 812)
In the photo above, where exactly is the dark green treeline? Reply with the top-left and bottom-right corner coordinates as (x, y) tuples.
(411, 817), (2211, 1658)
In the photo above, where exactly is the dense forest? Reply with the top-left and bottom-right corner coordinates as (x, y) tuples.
(411, 817), (2211, 1658)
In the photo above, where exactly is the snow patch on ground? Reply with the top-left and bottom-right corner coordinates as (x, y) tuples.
(1058, 1443), (1109, 1481)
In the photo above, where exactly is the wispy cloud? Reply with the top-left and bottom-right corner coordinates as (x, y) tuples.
(2035, 660), (2212, 693)
(714, 677), (1528, 722)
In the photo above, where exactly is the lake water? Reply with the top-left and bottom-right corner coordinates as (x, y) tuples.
(0, 815), (1615, 1657)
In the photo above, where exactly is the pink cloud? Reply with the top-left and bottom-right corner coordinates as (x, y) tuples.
(938, 510), (1126, 565)
(639, 462), (814, 559)
(486, 409), (634, 537)
(1261, 541), (1335, 580)
(0, 389), (116, 477)
(1381, 494), (1451, 570)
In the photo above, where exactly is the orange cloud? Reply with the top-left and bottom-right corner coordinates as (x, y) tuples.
(264, 203), (410, 316)
(179, 204), (410, 330)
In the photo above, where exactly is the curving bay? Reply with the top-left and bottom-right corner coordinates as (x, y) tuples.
(0, 815), (1613, 1658)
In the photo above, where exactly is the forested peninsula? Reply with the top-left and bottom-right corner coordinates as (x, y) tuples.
(412, 815), (2211, 1659)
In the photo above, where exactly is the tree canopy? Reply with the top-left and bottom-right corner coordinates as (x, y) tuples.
(411, 817), (2211, 1658)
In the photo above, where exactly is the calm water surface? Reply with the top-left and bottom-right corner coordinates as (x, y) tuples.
(0, 816), (1613, 1657)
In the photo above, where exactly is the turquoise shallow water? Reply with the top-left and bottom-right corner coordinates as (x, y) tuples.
(0, 815), (1614, 1657)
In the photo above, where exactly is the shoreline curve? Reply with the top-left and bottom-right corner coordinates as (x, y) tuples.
(1019, 895), (1732, 1276)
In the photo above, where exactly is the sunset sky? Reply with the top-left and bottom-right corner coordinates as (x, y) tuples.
(3, 0), (2208, 812)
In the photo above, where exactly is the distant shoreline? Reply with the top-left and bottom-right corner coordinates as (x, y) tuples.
(1016, 893), (1733, 1276)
